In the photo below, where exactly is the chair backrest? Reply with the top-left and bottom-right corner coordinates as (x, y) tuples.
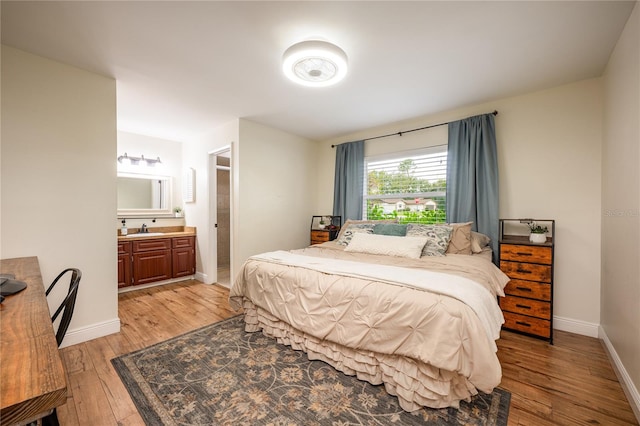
(46, 268), (81, 347)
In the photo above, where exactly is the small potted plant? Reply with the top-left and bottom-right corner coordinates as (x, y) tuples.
(318, 217), (327, 229)
(173, 206), (183, 218)
(528, 222), (548, 244)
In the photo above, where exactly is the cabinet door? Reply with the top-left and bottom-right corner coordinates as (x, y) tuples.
(133, 250), (172, 285)
(117, 253), (131, 288)
(118, 242), (132, 288)
(172, 247), (195, 278)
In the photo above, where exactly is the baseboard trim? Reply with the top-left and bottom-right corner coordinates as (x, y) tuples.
(553, 315), (599, 337)
(195, 271), (210, 284)
(60, 317), (121, 349)
(117, 276), (195, 293)
(599, 327), (640, 423)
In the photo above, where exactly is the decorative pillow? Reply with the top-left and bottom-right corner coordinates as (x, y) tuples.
(344, 233), (428, 259)
(445, 222), (473, 255)
(336, 219), (398, 246)
(406, 224), (453, 257)
(372, 223), (407, 237)
(471, 231), (491, 253)
(336, 223), (375, 246)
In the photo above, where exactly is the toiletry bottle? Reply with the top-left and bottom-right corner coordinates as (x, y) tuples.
(121, 221), (128, 236)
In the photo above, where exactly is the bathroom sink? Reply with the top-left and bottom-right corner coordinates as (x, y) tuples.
(125, 232), (165, 237)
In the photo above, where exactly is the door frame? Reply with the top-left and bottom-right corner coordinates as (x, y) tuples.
(207, 145), (232, 286)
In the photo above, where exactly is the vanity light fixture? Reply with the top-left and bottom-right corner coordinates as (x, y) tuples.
(282, 40), (348, 87)
(117, 153), (162, 167)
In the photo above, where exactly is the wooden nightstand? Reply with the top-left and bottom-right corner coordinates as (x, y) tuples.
(310, 215), (341, 245)
(498, 219), (555, 344)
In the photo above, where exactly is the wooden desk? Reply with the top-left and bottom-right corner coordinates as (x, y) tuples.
(1, 257), (67, 424)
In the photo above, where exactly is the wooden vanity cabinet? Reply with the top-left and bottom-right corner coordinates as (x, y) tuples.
(172, 236), (196, 278)
(118, 235), (197, 288)
(132, 239), (172, 285)
(117, 241), (132, 288)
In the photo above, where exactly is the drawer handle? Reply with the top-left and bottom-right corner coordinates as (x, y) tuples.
(515, 286), (532, 292)
(516, 252), (532, 256)
(515, 321), (531, 327)
(516, 268), (531, 274)
(515, 304), (531, 310)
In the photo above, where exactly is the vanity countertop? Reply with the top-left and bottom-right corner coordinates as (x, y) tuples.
(117, 226), (196, 241)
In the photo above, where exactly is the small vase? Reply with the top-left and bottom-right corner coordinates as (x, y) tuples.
(529, 233), (547, 244)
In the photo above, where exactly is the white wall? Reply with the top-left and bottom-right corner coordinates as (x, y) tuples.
(1, 46), (119, 346)
(318, 78), (604, 336)
(182, 119), (316, 286)
(236, 119), (317, 275)
(602, 2), (640, 416)
(182, 119), (239, 284)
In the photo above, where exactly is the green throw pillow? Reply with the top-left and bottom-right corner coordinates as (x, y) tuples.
(372, 223), (408, 237)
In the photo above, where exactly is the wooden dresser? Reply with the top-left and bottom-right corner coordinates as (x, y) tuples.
(498, 219), (555, 343)
(310, 215), (341, 245)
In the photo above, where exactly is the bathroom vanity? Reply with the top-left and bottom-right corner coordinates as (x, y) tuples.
(117, 227), (196, 289)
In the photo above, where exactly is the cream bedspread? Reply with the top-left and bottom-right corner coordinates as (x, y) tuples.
(229, 242), (510, 410)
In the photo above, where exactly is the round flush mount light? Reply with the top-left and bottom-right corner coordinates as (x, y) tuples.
(282, 40), (348, 87)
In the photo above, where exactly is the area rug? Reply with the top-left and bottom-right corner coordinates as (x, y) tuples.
(112, 315), (510, 425)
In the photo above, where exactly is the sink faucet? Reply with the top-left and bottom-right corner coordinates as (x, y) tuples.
(141, 224), (148, 233)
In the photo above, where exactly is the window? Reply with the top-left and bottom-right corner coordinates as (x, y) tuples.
(364, 146), (447, 224)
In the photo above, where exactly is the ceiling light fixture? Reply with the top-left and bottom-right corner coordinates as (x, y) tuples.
(282, 40), (348, 87)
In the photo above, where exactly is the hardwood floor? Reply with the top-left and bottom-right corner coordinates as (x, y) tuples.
(56, 280), (638, 426)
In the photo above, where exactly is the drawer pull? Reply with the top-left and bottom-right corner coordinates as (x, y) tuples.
(516, 268), (531, 274)
(516, 252), (532, 256)
(515, 321), (531, 327)
(515, 304), (531, 310)
(515, 286), (532, 292)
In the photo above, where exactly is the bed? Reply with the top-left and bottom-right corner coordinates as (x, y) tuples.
(228, 221), (509, 411)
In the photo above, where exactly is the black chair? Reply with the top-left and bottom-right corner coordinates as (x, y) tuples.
(46, 268), (81, 347)
(36, 268), (81, 426)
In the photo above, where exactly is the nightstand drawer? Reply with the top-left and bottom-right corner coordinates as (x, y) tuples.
(500, 244), (552, 264)
(503, 312), (551, 338)
(504, 279), (551, 301)
(310, 230), (330, 245)
(500, 260), (552, 283)
(499, 295), (551, 319)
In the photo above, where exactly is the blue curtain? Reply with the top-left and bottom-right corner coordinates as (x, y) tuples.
(333, 140), (365, 222)
(446, 113), (499, 262)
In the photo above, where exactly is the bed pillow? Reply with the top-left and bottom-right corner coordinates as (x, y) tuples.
(471, 231), (491, 253)
(344, 233), (428, 259)
(445, 222), (473, 255)
(372, 223), (407, 237)
(405, 224), (453, 257)
(336, 219), (398, 246)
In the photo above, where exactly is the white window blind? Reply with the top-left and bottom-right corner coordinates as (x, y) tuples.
(364, 146), (447, 224)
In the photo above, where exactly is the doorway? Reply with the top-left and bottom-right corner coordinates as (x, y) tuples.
(208, 147), (231, 286)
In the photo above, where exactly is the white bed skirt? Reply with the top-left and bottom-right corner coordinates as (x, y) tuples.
(240, 298), (480, 411)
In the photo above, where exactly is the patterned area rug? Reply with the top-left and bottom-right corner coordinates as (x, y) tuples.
(112, 316), (510, 425)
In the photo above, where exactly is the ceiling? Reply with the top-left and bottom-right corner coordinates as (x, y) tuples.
(1, 1), (635, 142)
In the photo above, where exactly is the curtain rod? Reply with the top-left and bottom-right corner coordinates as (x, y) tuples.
(331, 110), (498, 148)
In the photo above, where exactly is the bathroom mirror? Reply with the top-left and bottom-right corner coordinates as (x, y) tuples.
(117, 173), (172, 215)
